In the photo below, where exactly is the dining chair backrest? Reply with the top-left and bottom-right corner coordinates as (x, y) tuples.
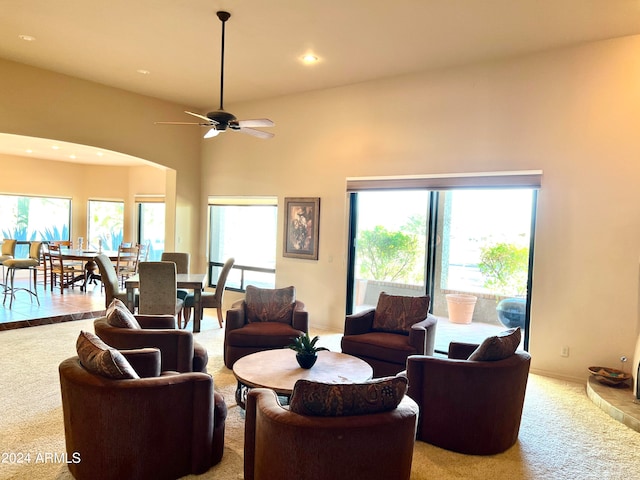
(117, 244), (139, 268)
(182, 257), (235, 329)
(138, 241), (150, 262)
(95, 254), (123, 308)
(1, 239), (17, 257)
(47, 243), (74, 292)
(51, 240), (73, 248)
(48, 244), (64, 267)
(116, 244), (140, 285)
(213, 257), (235, 305)
(160, 252), (190, 274)
(138, 261), (180, 315)
(28, 241), (42, 262)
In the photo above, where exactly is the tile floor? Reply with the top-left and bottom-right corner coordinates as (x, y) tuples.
(0, 274), (106, 330)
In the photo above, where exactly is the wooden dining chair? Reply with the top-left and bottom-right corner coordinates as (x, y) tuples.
(49, 239), (83, 273)
(48, 244), (80, 293)
(137, 241), (151, 262)
(115, 243), (140, 288)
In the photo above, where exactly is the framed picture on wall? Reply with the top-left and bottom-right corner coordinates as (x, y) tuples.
(283, 197), (320, 260)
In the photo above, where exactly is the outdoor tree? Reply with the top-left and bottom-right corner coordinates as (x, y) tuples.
(478, 242), (529, 296)
(358, 225), (418, 282)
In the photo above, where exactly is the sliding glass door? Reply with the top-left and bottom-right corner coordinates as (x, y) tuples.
(348, 188), (536, 352)
(349, 190), (430, 312)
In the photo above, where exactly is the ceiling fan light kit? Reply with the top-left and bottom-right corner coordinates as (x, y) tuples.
(155, 11), (274, 139)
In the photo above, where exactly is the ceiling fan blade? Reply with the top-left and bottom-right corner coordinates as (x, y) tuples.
(238, 127), (275, 139)
(185, 110), (217, 124)
(154, 121), (208, 126)
(238, 119), (275, 128)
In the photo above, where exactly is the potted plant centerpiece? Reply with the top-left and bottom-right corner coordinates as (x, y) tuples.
(288, 333), (329, 369)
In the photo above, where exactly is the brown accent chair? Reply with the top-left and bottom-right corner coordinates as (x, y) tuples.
(94, 313), (208, 373)
(406, 340), (531, 455)
(244, 387), (418, 480)
(59, 348), (226, 480)
(341, 292), (437, 377)
(224, 285), (308, 368)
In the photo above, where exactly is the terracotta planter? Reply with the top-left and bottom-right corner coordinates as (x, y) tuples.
(446, 294), (477, 324)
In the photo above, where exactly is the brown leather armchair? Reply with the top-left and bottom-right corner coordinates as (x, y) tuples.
(406, 341), (531, 455)
(244, 388), (418, 480)
(224, 285), (308, 368)
(94, 314), (208, 373)
(59, 348), (226, 480)
(341, 293), (437, 377)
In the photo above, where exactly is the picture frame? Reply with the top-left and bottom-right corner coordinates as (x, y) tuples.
(283, 197), (320, 260)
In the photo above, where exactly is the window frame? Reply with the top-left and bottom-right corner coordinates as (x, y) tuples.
(207, 198), (277, 292)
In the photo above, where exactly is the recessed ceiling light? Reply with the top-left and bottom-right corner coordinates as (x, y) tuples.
(51, 145), (60, 150)
(96, 151), (104, 157)
(136, 69), (151, 75)
(25, 149), (33, 154)
(301, 54), (319, 65)
(18, 34), (36, 42)
(69, 154), (77, 159)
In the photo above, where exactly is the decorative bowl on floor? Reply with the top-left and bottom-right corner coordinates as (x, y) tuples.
(588, 366), (631, 386)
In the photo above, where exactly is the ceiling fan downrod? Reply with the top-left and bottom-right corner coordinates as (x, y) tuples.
(217, 11), (231, 111)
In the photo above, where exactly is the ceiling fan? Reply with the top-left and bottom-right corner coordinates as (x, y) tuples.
(156, 11), (274, 139)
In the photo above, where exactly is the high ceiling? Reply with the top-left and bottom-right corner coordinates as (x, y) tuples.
(2, 0), (640, 164)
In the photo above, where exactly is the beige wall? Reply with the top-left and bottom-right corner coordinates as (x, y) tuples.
(203, 35), (640, 382)
(0, 58), (202, 259)
(2, 35), (640, 382)
(0, 154), (166, 244)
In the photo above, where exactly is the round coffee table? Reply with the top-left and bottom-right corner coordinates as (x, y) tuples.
(232, 349), (373, 408)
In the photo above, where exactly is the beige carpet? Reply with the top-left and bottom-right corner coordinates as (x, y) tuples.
(1, 317), (639, 480)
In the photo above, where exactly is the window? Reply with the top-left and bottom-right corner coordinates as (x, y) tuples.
(0, 194), (71, 257)
(208, 199), (277, 291)
(347, 180), (537, 353)
(88, 200), (124, 251)
(137, 201), (165, 261)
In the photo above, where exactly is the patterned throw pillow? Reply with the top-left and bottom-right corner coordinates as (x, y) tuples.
(76, 331), (139, 379)
(245, 285), (296, 324)
(106, 298), (140, 329)
(372, 292), (430, 334)
(468, 328), (521, 361)
(289, 375), (407, 417)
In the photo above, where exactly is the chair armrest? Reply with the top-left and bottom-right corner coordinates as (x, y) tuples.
(135, 314), (176, 329)
(343, 308), (375, 335)
(120, 347), (161, 378)
(225, 302), (247, 331)
(448, 342), (479, 360)
(292, 301), (308, 332)
(408, 314), (438, 355)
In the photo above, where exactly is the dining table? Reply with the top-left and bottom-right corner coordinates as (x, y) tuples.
(59, 248), (118, 291)
(125, 273), (207, 332)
